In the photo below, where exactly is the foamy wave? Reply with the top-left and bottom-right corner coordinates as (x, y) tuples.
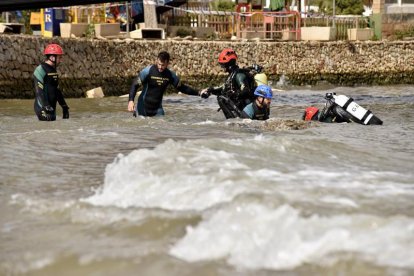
(170, 203), (414, 270)
(193, 120), (217, 125)
(82, 137), (413, 213)
(82, 139), (255, 211)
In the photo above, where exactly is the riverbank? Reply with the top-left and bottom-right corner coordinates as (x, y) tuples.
(1, 34), (414, 98)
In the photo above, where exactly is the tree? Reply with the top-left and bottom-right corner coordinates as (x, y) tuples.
(336, 0), (364, 14)
(311, 0), (364, 15)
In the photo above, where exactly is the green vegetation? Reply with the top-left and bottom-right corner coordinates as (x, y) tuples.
(336, 0), (364, 15)
(395, 25), (414, 40)
(310, 0), (365, 15)
(20, 10), (32, 34)
(210, 0), (235, 11)
(84, 23), (95, 38)
(176, 27), (193, 37)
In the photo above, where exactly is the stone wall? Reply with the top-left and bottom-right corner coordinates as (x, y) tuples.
(1, 34), (414, 99)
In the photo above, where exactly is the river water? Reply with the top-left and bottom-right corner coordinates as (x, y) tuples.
(0, 85), (413, 276)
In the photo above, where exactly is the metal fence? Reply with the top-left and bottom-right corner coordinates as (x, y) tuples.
(165, 12), (235, 38)
(302, 16), (370, 40)
(163, 0), (372, 40)
(163, 7), (371, 41)
(236, 11), (301, 40)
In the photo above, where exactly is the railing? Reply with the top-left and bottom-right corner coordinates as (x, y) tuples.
(163, 11), (236, 38)
(162, 7), (371, 41)
(236, 11), (301, 40)
(166, 11), (301, 40)
(302, 16), (370, 40)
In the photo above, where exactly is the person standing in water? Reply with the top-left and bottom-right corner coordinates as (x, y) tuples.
(33, 43), (69, 121)
(128, 51), (205, 117)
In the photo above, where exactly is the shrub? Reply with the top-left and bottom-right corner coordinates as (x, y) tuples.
(395, 25), (414, 40)
(210, 0), (235, 11)
(176, 28), (193, 37)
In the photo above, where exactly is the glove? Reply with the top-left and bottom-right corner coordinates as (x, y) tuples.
(199, 88), (211, 99)
(41, 105), (54, 121)
(62, 105), (69, 119)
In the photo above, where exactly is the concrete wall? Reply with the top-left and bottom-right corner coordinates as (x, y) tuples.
(381, 13), (414, 38)
(1, 34), (414, 98)
(372, 0), (414, 38)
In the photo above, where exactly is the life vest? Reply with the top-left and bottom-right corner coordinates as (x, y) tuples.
(332, 94), (383, 125)
(252, 101), (269, 120)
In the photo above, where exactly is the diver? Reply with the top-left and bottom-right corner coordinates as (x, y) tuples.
(33, 43), (69, 121)
(242, 85), (273, 120)
(199, 48), (257, 119)
(303, 92), (383, 125)
(128, 51), (204, 117)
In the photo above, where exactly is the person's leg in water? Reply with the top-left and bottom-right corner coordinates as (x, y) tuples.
(155, 106), (165, 116)
(134, 101), (165, 117)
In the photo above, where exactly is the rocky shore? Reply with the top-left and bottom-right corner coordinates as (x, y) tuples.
(1, 34), (413, 98)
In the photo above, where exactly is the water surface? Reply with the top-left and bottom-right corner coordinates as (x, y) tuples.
(0, 85), (413, 276)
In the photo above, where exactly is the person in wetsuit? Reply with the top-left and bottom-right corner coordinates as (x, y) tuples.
(127, 51), (203, 117)
(303, 105), (350, 123)
(199, 48), (256, 119)
(242, 85), (273, 120)
(302, 93), (383, 125)
(33, 43), (69, 121)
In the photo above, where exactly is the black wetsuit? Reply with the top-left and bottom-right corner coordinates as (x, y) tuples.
(33, 62), (68, 121)
(209, 65), (256, 119)
(317, 100), (353, 123)
(129, 65), (198, 116)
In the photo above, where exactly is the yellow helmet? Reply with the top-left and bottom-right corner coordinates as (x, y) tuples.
(254, 73), (268, 86)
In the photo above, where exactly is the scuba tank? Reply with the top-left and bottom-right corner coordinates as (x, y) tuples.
(325, 93), (383, 125)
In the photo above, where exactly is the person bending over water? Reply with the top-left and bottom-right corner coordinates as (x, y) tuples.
(303, 93), (383, 125)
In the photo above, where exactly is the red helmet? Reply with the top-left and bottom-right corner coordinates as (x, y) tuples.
(44, 44), (63, 55)
(303, 107), (319, 121)
(218, 48), (237, 64)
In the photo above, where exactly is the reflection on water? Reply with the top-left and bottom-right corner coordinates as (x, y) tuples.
(0, 85), (414, 276)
